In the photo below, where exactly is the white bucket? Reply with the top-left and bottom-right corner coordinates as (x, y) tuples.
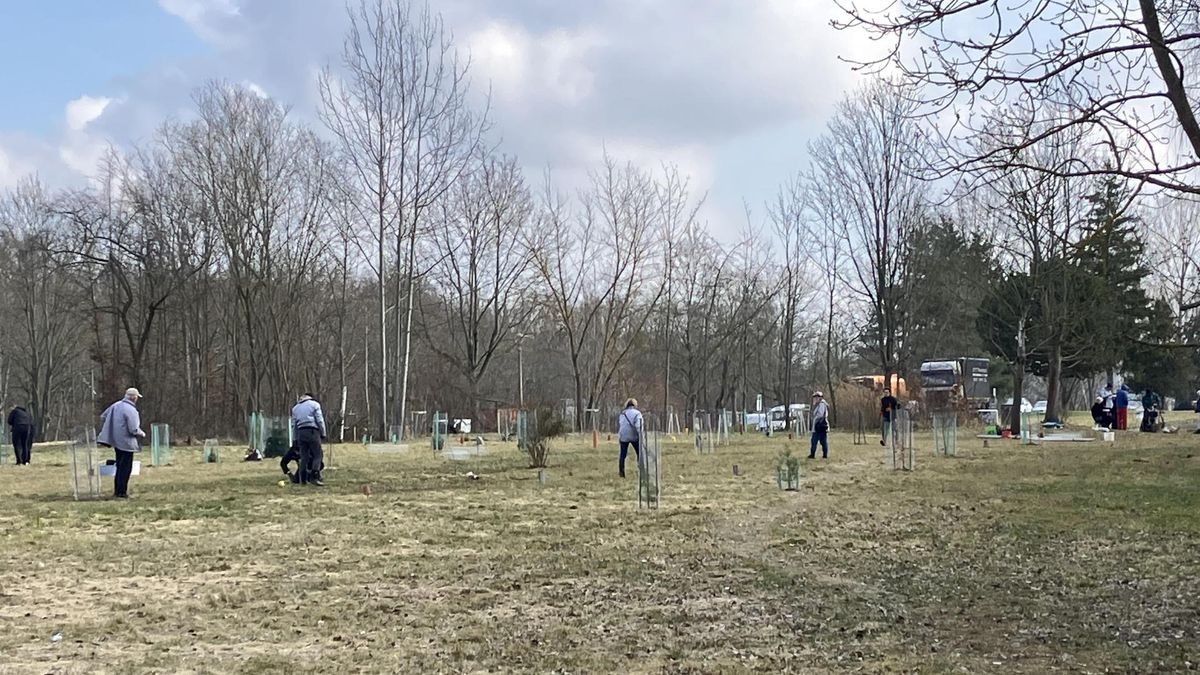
(97, 460), (141, 477)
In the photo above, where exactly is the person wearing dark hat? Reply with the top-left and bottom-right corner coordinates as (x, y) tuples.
(97, 388), (146, 499)
(7, 405), (34, 465)
(290, 393), (327, 486)
(617, 398), (643, 478)
(809, 391), (830, 459)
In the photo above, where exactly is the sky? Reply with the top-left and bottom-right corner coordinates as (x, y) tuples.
(0, 0), (881, 239)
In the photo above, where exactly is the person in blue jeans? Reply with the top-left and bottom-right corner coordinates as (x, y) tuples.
(97, 387), (147, 498)
(809, 391), (830, 459)
(617, 398), (643, 477)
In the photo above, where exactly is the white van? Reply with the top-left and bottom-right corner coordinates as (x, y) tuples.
(757, 404), (809, 432)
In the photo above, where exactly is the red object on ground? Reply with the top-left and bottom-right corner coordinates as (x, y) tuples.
(1001, 429), (1012, 439)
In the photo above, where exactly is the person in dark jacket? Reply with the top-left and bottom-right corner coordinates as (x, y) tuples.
(1091, 397), (1113, 429)
(280, 441), (325, 484)
(879, 388), (898, 447)
(280, 442), (303, 484)
(7, 406), (34, 465)
(1140, 388), (1160, 432)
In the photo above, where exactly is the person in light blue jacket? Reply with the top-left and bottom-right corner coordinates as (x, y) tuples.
(291, 393), (327, 486)
(617, 398), (643, 478)
(97, 388), (146, 499)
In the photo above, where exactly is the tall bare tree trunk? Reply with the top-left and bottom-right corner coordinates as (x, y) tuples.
(1044, 343), (1063, 424)
(398, 223), (417, 439)
(824, 284), (837, 426)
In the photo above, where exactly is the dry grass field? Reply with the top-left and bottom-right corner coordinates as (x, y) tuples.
(1, 423), (1198, 673)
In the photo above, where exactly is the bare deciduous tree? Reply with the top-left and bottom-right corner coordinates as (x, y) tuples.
(1148, 195), (1200, 319)
(807, 79), (926, 388)
(422, 153), (533, 421)
(767, 177), (814, 424)
(533, 158), (678, 428)
(320, 0), (488, 438)
(0, 180), (87, 439)
(836, 1), (1200, 195)
(173, 83), (337, 413)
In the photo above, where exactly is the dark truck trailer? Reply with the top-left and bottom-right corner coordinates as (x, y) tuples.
(920, 357), (991, 406)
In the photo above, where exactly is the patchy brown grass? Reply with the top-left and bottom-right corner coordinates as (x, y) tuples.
(0, 425), (1198, 673)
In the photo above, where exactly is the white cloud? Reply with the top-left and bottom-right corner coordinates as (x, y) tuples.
(64, 95), (112, 132)
(0, 133), (81, 190)
(5, 0), (883, 237)
(58, 138), (109, 176)
(242, 80), (268, 98)
(58, 95), (118, 176)
(158, 0), (241, 44)
(447, 1), (877, 235)
(466, 23), (601, 107)
(467, 22), (529, 102)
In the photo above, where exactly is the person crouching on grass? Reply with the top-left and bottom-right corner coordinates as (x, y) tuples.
(617, 398), (643, 478)
(281, 442), (302, 484)
(280, 440), (325, 484)
(809, 391), (830, 459)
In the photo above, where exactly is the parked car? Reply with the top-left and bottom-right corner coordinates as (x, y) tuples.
(1032, 400), (1047, 414)
(1004, 397), (1034, 414)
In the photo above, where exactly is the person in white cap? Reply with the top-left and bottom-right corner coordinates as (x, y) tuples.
(290, 393), (327, 486)
(97, 388), (146, 499)
(808, 390), (830, 459)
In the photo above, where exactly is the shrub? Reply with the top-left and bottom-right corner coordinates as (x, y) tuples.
(776, 447), (801, 491)
(525, 408), (567, 468)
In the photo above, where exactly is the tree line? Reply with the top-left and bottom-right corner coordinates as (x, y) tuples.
(1, 0), (1198, 441)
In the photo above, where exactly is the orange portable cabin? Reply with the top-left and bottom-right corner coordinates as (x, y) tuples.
(849, 374), (907, 397)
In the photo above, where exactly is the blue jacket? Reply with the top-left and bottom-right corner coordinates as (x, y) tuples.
(1115, 388), (1129, 408)
(617, 407), (642, 443)
(97, 399), (143, 452)
(291, 398), (327, 437)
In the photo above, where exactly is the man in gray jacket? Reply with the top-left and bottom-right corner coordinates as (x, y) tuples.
(97, 388), (146, 499)
(808, 391), (830, 459)
(291, 393), (327, 486)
